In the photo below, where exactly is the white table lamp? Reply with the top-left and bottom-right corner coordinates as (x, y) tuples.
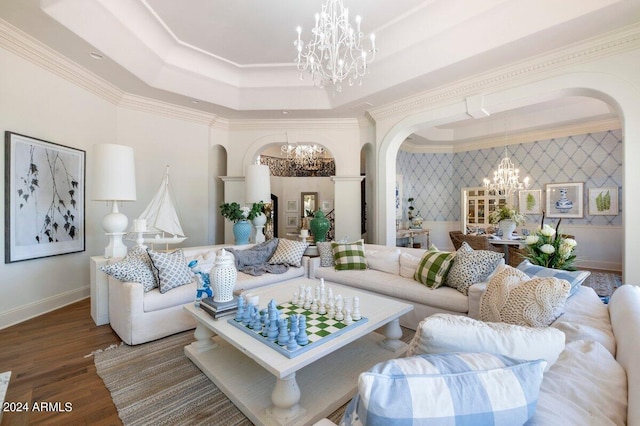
(245, 164), (271, 243)
(92, 144), (136, 258)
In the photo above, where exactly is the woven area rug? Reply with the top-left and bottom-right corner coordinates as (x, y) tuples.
(95, 329), (414, 426)
(582, 271), (623, 300)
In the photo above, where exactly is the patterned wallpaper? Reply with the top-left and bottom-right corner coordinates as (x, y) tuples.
(397, 129), (622, 226)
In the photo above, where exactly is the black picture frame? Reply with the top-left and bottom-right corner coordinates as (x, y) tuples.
(5, 132), (86, 263)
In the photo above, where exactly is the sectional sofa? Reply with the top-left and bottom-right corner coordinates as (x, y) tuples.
(106, 243), (309, 345)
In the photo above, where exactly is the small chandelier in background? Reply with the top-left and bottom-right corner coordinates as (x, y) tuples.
(294, 0), (377, 91)
(483, 146), (530, 197)
(281, 143), (325, 172)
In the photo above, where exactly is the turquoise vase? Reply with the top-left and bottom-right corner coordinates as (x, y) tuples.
(233, 220), (252, 245)
(310, 210), (330, 242)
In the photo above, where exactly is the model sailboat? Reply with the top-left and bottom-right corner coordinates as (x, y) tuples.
(137, 166), (187, 247)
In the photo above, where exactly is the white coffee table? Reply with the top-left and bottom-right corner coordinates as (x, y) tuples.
(184, 277), (413, 426)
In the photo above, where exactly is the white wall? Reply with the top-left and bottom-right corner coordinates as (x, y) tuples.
(0, 47), (115, 327)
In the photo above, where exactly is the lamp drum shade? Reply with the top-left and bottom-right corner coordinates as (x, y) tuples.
(92, 144), (137, 201)
(245, 164), (271, 204)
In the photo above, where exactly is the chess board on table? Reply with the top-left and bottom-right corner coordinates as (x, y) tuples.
(227, 302), (368, 358)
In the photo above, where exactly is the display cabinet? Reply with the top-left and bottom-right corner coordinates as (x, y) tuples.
(461, 187), (511, 233)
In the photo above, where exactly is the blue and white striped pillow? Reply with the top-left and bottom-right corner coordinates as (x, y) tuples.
(342, 352), (546, 426)
(517, 259), (590, 296)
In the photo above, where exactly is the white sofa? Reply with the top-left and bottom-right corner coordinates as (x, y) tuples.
(107, 244), (309, 345)
(316, 284), (639, 426)
(309, 244), (502, 330)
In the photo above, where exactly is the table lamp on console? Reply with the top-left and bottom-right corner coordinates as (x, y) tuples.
(245, 163), (271, 244)
(92, 143), (136, 258)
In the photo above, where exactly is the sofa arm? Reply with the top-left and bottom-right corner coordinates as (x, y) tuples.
(467, 282), (487, 319)
(108, 277), (145, 345)
(609, 284), (640, 426)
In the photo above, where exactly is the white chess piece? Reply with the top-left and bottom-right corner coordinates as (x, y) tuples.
(335, 295), (344, 321)
(310, 299), (318, 313)
(344, 308), (353, 325)
(352, 296), (361, 321)
(304, 287), (312, 310)
(292, 292), (298, 305)
(327, 299), (335, 319)
(318, 298), (326, 315)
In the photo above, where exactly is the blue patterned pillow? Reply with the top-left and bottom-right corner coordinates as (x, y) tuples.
(342, 352), (546, 426)
(100, 246), (158, 292)
(517, 260), (590, 297)
(148, 249), (193, 293)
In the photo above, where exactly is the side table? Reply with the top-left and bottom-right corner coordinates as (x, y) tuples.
(90, 256), (110, 326)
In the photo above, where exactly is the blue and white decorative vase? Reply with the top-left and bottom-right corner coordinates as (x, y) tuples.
(555, 188), (573, 213)
(233, 219), (252, 245)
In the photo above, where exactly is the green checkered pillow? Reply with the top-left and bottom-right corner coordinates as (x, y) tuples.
(332, 240), (367, 271)
(414, 250), (455, 289)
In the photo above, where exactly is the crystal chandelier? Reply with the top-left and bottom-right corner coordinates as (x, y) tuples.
(483, 146), (530, 197)
(281, 144), (325, 171)
(294, 0), (377, 91)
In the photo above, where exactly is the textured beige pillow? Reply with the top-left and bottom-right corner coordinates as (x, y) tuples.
(408, 313), (566, 371)
(481, 265), (571, 327)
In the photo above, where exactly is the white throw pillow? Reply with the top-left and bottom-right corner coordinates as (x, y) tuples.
(366, 249), (401, 275)
(408, 313), (566, 371)
(481, 266), (571, 327)
(399, 252), (421, 278)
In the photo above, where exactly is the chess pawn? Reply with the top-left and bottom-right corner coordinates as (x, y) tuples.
(344, 308), (354, 325)
(352, 296), (362, 321)
(335, 295), (344, 321)
(287, 331), (298, 351)
(292, 292), (298, 305)
(296, 316), (309, 346)
(277, 321), (289, 345)
(310, 299), (318, 314)
(326, 299), (335, 319)
(318, 298), (326, 315)
(251, 310), (261, 330)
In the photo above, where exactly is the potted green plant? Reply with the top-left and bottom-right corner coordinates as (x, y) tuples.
(219, 202), (251, 244)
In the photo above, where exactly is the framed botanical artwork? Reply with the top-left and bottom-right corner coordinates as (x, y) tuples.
(286, 200), (298, 212)
(545, 182), (584, 218)
(589, 187), (619, 215)
(518, 189), (542, 215)
(285, 214), (298, 228)
(5, 132), (85, 263)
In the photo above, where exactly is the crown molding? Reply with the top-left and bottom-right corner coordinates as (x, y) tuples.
(369, 23), (640, 122)
(224, 118), (360, 131)
(400, 118), (621, 154)
(118, 94), (217, 125)
(0, 18), (123, 105)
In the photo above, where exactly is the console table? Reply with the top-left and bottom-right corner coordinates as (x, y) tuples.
(396, 228), (430, 248)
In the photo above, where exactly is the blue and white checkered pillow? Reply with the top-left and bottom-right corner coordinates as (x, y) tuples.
(341, 352), (546, 426)
(517, 259), (590, 296)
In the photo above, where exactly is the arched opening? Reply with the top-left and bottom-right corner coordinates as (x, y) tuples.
(377, 75), (640, 281)
(209, 144), (227, 244)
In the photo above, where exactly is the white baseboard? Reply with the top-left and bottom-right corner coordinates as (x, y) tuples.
(0, 286), (90, 330)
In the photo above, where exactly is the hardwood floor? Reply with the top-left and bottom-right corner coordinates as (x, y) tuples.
(0, 299), (122, 425)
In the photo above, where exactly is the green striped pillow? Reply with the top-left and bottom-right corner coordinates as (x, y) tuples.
(332, 240), (367, 271)
(414, 250), (455, 289)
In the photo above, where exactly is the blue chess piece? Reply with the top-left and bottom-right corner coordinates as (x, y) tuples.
(277, 321), (289, 345)
(289, 314), (299, 338)
(242, 303), (253, 326)
(286, 331), (298, 351)
(235, 297), (245, 322)
(297, 315), (309, 346)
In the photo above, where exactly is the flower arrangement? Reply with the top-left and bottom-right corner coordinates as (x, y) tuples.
(488, 205), (525, 226)
(524, 218), (577, 270)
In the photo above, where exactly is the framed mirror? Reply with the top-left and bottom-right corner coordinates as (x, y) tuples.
(301, 192), (318, 217)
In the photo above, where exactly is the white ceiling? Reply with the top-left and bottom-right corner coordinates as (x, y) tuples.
(1, 0), (637, 145)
